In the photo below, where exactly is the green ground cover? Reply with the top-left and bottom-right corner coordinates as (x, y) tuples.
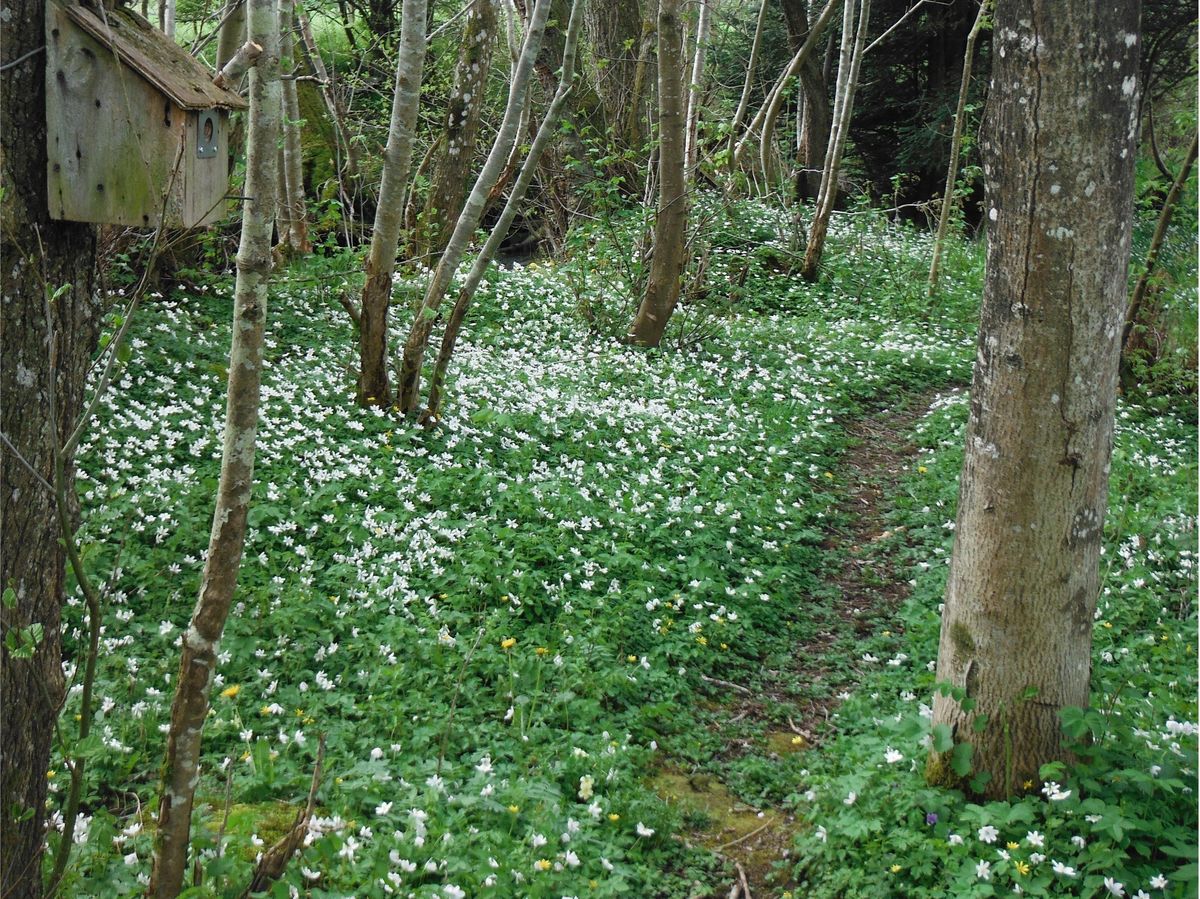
(51, 202), (1196, 897)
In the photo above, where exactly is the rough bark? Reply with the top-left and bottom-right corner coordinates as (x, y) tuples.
(356, 0), (429, 407)
(395, 0), (552, 415)
(927, 0), (989, 296)
(146, 0), (279, 891)
(799, 0), (869, 281)
(1, 1), (99, 895)
(415, 0), (498, 263)
(584, 0), (642, 138)
(927, 0), (1142, 801)
(625, 0), (687, 347)
(424, 0), (585, 421)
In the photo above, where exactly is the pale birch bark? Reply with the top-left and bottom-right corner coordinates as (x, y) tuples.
(278, 0), (311, 254)
(162, 0), (176, 37)
(424, 0), (584, 420)
(726, 0), (768, 168)
(625, 0), (686, 347)
(732, 0), (841, 172)
(799, 0), (869, 281)
(927, 0), (989, 296)
(683, 0), (713, 176)
(395, 0), (553, 415)
(146, 0), (279, 891)
(927, 0), (1141, 800)
(356, 0), (428, 406)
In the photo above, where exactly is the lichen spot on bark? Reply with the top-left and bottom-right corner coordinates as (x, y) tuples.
(950, 620), (976, 655)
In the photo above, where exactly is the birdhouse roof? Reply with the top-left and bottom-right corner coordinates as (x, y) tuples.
(56, 0), (248, 111)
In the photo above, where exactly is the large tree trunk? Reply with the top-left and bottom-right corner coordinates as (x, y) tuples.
(799, 0), (869, 281)
(355, 0), (428, 407)
(779, 0), (831, 200)
(414, 0), (497, 264)
(584, 0), (642, 139)
(296, 10), (361, 196)
(394, 0), (552, 415)
(927, 0), (1142, 801)
(146, 0), (280, 891)
(625, 0), (686, 347)
(0, 0), (99, 894)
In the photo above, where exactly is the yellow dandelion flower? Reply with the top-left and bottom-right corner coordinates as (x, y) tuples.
(696, 636), (707, 646)
(824, 472), (834, 479)
(627, 654), (637, 662)
(534, 859), (551, 871)
(535, 646), (549, 656)
(1006, 842), (1019, 850)
(1023, 780), (1034, 790)
(46, 770), (56, 779)
(501, 637), (516, 650)
(507, 805), (520, 814)
(220, 684), (240, 699)
(608, 813), (620, 822)
(890, 864), (902, 873)
(918, 465), (928, 474)
(1015, 861), (1030, 876)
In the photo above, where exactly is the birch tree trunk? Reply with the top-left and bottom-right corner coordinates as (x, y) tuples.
(423, 0), (584, 421)
(625, 0), (686, 347)
(927, 0), (1141, 801)
(355, 0), (428, 407)
(414, 0), (497, 263)
(683, 0), (713, 176)
(278, 0), (311, 255)
(394, 0), (552, 415)
(1, 0), (99, 892)
(927, 0), (989, 296)
(799, 0), (869, 281)
(146, 0), (279, 891)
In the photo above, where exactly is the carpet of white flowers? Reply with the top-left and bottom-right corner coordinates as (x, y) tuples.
(50, 207), (1196, 898)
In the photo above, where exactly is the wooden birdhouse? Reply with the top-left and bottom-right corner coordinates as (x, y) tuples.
(45, 0), (248, 228)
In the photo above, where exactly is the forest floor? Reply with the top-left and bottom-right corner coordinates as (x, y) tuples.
(659, 388), (954, 897)
(55, 202), (1197, 898)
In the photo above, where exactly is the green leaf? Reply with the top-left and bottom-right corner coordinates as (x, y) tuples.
(971, 714), (990, 733)
(931, 723), (954, 753)
(950, 741), (974, 776)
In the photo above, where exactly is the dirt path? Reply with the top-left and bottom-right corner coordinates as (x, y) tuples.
(655, 388), (955, 898)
